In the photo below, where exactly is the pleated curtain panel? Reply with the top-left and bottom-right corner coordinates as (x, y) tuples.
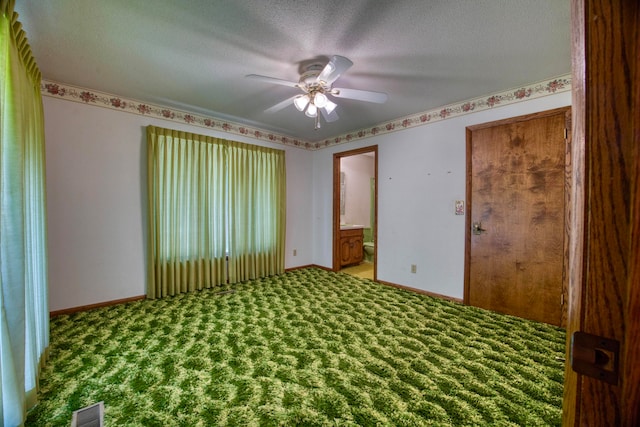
(146, 126), (286, 298)
(1, 0), (50, 425)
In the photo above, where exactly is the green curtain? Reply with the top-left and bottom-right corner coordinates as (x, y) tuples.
(227, 141), (286, 283)
(1, 0), (49, 425)
(147, 126), (285, 298)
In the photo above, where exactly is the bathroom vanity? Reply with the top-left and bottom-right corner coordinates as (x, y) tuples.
(339, 226), (364, 266)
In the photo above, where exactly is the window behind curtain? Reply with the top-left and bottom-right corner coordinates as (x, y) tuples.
(146, 126), (285, 298)
(1, 3), (49, 424)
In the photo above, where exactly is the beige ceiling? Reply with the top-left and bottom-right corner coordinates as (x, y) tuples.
(15, 0), (570, 142)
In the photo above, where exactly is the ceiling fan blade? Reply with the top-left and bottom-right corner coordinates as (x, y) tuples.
(246, 74), (299, 88)
(332, 87), (388, 103)
(317, 55), (353, 85)
(264, 95), (297, 113)
(320, 106), (339, 122)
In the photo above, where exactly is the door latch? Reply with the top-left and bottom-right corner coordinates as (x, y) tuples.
(570, 331), (620, 385)
(472, 222), (486, 235)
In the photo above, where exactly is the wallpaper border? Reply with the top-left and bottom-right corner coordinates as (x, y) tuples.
(41, 74), (571, 151)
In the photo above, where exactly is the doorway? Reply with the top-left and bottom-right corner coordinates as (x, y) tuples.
(464, 107), (570, 327)
(333, 146), (378, 280)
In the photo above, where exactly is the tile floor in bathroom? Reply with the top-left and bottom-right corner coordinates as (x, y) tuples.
(340, 262), (374, 280)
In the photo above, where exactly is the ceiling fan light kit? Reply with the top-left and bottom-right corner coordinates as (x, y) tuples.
(246, 55), (388, 130)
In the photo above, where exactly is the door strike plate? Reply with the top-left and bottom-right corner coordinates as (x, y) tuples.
(570, 331), (620, 385)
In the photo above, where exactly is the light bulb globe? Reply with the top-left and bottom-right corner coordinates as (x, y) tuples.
(314, 92), (328, 108)
(305, 103), (318, 117)
(294, 95), (309, 111)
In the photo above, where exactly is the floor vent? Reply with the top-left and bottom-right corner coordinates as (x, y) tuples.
(71, 401), (104, 427)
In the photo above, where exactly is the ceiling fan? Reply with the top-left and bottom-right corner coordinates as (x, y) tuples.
(246, 55), (388, 130)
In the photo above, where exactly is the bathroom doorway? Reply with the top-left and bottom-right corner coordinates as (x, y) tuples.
(332, 146), (378, 280)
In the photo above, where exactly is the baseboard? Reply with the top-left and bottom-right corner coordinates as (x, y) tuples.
(285, 264), (333, 272)
(288, 265), (463, 304)
(377, 280), (464, 304)
(50, 295), (146, 318)
(49, 268), (461, 317)
(51, 267), (325, 317)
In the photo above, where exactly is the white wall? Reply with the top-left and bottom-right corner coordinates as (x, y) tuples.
(44, 97), (313, 311)
(45, 91), (570, 311)
(340, 154), (374, 227)
(312, 92), (571, 300)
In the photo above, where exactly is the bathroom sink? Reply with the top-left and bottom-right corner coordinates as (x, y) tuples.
(340, 224), (364, 230)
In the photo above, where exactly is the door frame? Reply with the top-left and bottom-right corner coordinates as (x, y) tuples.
(563, 0), (640, 424)
(332, 145), (378, 279)
(463, 107), (571, 327)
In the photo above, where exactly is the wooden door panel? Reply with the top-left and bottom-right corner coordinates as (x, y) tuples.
(466, 109), (568, 326)
(470, 258), (519, 316)
(563, 1), (639, 424)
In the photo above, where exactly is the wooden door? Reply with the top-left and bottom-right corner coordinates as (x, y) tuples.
(563, 0), (640, 425)
(465, 108), (569, 326)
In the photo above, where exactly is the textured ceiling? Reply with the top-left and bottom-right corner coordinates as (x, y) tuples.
(15, 0), (570, 142)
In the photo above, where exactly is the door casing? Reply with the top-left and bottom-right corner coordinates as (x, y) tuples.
(332, 145), (378, 279)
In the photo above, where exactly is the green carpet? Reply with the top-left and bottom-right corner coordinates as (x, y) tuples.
(27, 268), (566, 426)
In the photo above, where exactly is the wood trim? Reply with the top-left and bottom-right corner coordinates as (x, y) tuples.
(50, 295), (146, 318)
(289, 266), (463, 305)
(378, 280), (464, 304)
(332, 146), (378, 281)
(333, 153), (341, 272)
(285, 264), (332, 272)
(623, 1), (640, 424)
(290, 266), (463, 304)
(561, 108), (572, 329)
(52, 266), (335, 317)
(563, 1), (586, 421)
(463, 128), (472, 305)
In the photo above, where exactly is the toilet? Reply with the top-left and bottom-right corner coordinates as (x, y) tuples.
(363, 241), (374, 262)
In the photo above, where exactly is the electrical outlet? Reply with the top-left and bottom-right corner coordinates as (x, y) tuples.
(293, 249), (297, 256)
(411, 264), (417, 273)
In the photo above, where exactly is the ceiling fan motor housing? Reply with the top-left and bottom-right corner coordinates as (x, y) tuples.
(299, 63), (326, 87)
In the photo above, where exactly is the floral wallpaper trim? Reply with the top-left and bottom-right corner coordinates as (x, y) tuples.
(311, 74), (571, 150)
(41, 74), (571, 151)
(41, 80), (309, 149)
